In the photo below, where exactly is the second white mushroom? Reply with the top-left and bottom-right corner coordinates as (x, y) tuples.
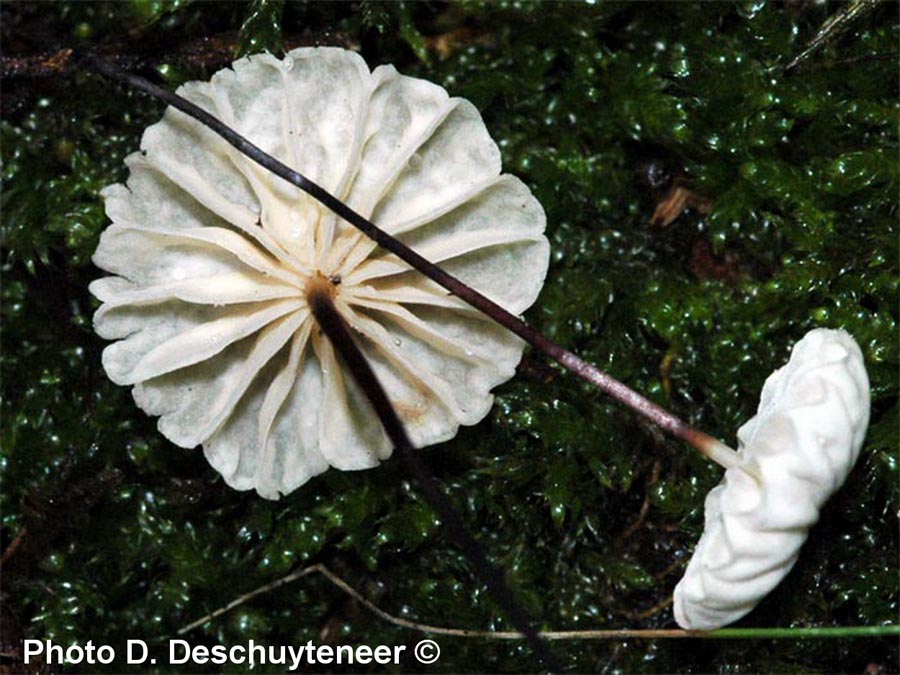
(673, 328), (870, 630)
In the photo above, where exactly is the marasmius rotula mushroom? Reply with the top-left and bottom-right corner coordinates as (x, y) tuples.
(90, 47), (549, 499)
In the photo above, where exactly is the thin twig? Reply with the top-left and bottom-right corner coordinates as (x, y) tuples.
(0, 49), (75, 78)
(178, 565), (321, 635)
(653, 557), (687, 581)
(784, 0), (883, 73)
(77, 52), (739, 470)
(614, 596), (673, 622)
(0, 527), (28, 566)
(616, 459), (661, 544)
(178, 562), (900, 641)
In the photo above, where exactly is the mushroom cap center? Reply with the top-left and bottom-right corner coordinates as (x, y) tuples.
(305, 270), (340, 304)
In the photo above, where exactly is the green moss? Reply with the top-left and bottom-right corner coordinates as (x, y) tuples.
(2, 1), (897, 672)
(236, 0), (284, 59)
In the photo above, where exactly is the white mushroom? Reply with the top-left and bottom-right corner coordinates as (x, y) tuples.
(90, 47), (549, 499)
(673, 328), (871, 630)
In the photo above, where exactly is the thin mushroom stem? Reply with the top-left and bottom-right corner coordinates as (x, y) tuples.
(306, 280), (560, 672)
(78, 53), (741, 470)
(702, 437), (742, 470)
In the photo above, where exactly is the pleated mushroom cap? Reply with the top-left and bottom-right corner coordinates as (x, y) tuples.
(673, 328), (870, 630)
(91, 47), (550, 499)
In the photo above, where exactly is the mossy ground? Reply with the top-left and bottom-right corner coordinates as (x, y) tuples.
(2, 2), (897, 672)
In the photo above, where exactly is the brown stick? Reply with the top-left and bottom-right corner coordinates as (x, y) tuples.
(0, 527), (28, 566)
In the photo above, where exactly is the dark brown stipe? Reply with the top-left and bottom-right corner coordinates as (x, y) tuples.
(78, 53), (738, 469)
(306, 282), (560, 671)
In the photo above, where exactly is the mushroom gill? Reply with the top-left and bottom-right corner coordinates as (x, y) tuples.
(91, 47), (549, 499)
